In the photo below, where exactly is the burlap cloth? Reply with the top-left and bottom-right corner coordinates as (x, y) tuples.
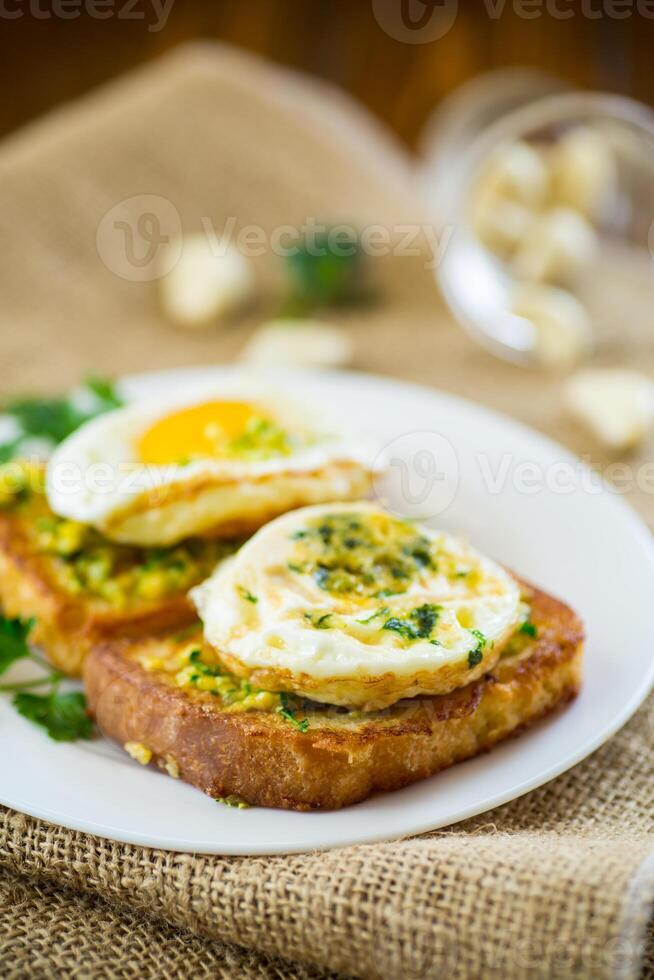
(1, 43), (654, 979)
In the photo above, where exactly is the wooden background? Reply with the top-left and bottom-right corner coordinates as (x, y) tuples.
(1, 0), (653, 148)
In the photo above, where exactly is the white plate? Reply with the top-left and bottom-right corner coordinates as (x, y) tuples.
(2, 366), (654, 855)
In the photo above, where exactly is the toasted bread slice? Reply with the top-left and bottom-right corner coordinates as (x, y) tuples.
(84, 583), (583, 811)
(0, 478), (237, 676)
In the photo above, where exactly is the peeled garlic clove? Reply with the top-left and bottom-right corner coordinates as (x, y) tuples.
(511, 206), (598, 284)
(511, 282), (593, 369)
(550, 127), (616, 219)
(472, 196), (535, 256)
(487, 141), (549, 207)
(241, 319), (353, 368)
(474, 140), (549, 210)
(159, 234), (253, 328)
(564, 369), (654, 450)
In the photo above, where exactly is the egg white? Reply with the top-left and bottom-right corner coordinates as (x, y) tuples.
(192, 502), (524, 710)
(45, 383), (375, 546)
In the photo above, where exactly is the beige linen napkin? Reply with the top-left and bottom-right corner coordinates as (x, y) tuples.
(1, 43), (654, 979)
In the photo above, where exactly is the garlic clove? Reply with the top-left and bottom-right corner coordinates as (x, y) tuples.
(511, 282), (593, 369)
(511, 206), (598, 284)
(241, 319), (353, 368)
(158, 234), (253, 329)
(471, 196), (535, 256)
(549, 127), (616, 219)
(564, 369), (654, 451)
(475, 141), (550, 210)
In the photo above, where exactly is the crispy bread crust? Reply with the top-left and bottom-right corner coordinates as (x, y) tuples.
(0, 511), (196, 677)
(84, 584), (584, 811)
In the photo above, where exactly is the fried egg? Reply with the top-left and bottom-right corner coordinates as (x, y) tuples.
(192, 502), (523, 710)
(46, 384), (374, 547)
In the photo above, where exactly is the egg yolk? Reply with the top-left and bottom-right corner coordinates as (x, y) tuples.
(137, 401), (267, 465)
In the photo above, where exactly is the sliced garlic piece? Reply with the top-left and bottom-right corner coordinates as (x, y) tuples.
(241, 319), (353, 368)
(159, 234), (253, 329)
(511, 282), (593, 369)
(550, 127), (616, 219)
(564, 369), (654, 450)
(511, 206), (598, 284)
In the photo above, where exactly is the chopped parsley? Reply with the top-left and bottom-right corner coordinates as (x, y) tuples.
(188, 648), (224, 680)
(356, 607), (389, 625)
(404, 544), (432, 569)
(467, 629), (487, 668)
(237, 586), (258, 604)
(27, 510), (235, 604)
(288, 512), (436, 599)
(227, 417), (292, 460)
(382, 604), (441, 643)
(303, 612), (332, 630)
(277, 692), (310, 733)
(519, 620), (538, 638)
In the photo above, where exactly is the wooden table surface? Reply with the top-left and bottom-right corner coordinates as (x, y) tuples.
(1, 0), (654, 149)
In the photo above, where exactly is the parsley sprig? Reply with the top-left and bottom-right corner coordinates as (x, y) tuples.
(281, 229), (373, 317)
(0, 615), (93, 741)
(0, 377), (123, 461)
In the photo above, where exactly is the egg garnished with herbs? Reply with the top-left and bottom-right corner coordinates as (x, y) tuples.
(46, 386), (373, 546)
(191, 502), (523, 710)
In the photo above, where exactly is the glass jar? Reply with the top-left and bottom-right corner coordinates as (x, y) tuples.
(422, 70), (654, 368)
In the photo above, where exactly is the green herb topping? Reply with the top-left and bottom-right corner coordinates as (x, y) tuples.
(287, 511), (435, 599)
(227, 417), (293, 460)
(188, 648), (225, 681)
(277, 692), (310, 733)
(6, 487), (237, 605)
(303, 612), (332, 630)
(356, 607), (390, 625)
(382, 604), (442, 643)
(519, 620), (538, 638)
(467, 629), (487, 669)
